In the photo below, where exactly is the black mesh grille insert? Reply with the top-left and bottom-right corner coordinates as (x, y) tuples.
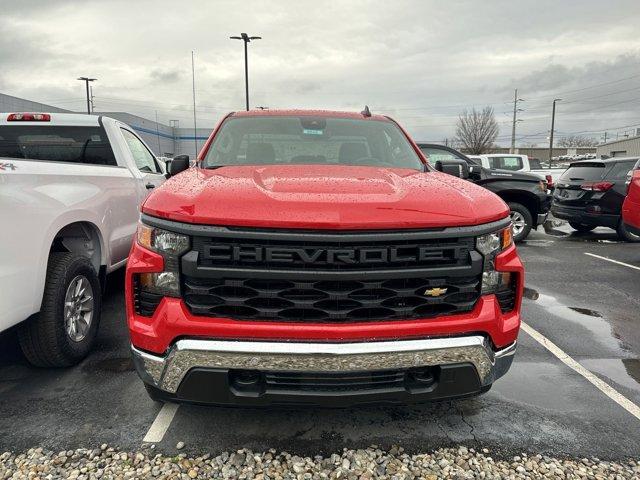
(496, 282), (517, 313)
(264, 370), (407, 392)
(133, 276), (162, 317)
(183, 275), (480, 322)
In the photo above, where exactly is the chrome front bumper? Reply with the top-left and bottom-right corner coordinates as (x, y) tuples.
(132, 336), (516, 394)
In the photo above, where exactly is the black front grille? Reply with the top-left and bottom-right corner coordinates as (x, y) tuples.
(183, 274), (480, 322)
(178, 226), (486, 323)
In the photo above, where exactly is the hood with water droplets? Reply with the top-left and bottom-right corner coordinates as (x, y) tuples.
(142, 165), (509, 229)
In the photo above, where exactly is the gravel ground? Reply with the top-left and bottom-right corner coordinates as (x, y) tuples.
(1, 445), (639, 480)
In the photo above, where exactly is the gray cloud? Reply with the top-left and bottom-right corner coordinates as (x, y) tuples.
(0, 0), (639, 145)
(149, 69), (182, 83)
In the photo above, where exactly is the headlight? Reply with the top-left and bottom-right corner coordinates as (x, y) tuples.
(136, 222), (190, 297)
(477, 225), (513, 295)
(476, 226), (512, 257)
(137, 223), (190, 255)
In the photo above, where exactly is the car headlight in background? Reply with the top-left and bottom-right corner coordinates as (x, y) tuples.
(477, 226), (513, 296)
(136, 223), (190, 297)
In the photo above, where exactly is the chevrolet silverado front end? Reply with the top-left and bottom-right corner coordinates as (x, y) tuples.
(126, 110), (523, 406)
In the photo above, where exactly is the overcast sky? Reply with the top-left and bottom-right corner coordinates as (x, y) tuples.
(1, 0), (640, 145)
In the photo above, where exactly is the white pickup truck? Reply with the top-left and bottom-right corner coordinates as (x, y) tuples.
(0, 112), (176, 367)
(468, 153), (566, 187)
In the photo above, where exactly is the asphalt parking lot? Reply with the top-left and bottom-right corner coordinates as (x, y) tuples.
(1, 224), (639, 461)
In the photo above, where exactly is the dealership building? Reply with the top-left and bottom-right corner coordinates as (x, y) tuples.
(0, 92), (212, 158)
(595, 132), (640, 158)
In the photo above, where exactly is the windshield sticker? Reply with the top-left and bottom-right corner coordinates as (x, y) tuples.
(302, 129), (323, 135)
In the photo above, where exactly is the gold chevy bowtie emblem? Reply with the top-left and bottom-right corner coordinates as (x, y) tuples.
(424, 287), (448, 297)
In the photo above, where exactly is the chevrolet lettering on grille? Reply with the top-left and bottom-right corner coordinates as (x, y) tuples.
(202, 244), (463, 265)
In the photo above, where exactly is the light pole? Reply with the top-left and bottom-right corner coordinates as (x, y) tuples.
(230, 33), (261, 111)
(77, 77), (97, 114)
(548, 98), (562, 168)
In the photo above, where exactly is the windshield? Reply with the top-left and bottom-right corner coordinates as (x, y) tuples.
(0, 125), (117, 166)
(202, 116), (424, 170)
(560, 163), (607, 182)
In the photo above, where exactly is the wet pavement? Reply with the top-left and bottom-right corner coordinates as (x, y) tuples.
(0, 224), (639, 459)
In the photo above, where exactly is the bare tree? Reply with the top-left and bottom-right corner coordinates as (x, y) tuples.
(556, 135), (598, 147)
(455, 107), (499, 154)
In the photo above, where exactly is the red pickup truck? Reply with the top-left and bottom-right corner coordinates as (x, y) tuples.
(126, 110), (523, 406)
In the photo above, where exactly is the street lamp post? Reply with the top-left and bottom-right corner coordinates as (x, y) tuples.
(230, 33), (261, 111)
(77, 77), (97, 114)
(548, 98), (562, 168)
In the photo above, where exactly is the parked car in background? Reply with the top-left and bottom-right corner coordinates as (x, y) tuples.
(127, 109), (523, 406)
(622, 160), (640, 235)
(551, 157), (640, 242)
(0, 112), (168, 366)
(418, 144), (551, 242)
(472, 153), (566, 187)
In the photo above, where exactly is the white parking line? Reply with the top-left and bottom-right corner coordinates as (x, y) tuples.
(143, 403), (180, 443)
(584, 252), (640, 271)
(521, 322), (640, 422)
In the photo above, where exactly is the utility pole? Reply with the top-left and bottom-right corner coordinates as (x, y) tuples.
(510, 89), (524, 153)
(230, 33), (262, 111)
(191, 51), (198, 158)
(548, 98), (562, 168)
(155, 110), (162, 156)
(89, 85), (95, 112)
(77, 77), (97, 114)
(170, 120), (179, 156)
(603, 131), (608, 143)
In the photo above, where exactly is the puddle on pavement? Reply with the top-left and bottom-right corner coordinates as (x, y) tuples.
(579, 358), (640, 390)
(522, 289), (628, 353)
(568, 307), (603, 318)
(522, 287), (640, 392)
(520, 239), (555, 247)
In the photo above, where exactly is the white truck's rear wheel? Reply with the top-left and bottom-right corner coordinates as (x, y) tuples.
(18, 252), (102, 367)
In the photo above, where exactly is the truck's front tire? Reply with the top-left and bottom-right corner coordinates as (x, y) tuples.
(18, 252), (102, 367)
(507, 202), (533, 242)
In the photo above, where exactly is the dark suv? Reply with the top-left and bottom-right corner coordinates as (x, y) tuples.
(551, 157), (640, 241)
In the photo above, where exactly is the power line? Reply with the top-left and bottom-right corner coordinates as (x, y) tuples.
(525, 73), (640, 101)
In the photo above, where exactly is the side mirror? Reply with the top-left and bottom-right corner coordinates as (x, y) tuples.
(468, 164), (482, 178)
(164, 159), (172, 174)
(435, 159), (469, 179)
(168, 155), (189, 177)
